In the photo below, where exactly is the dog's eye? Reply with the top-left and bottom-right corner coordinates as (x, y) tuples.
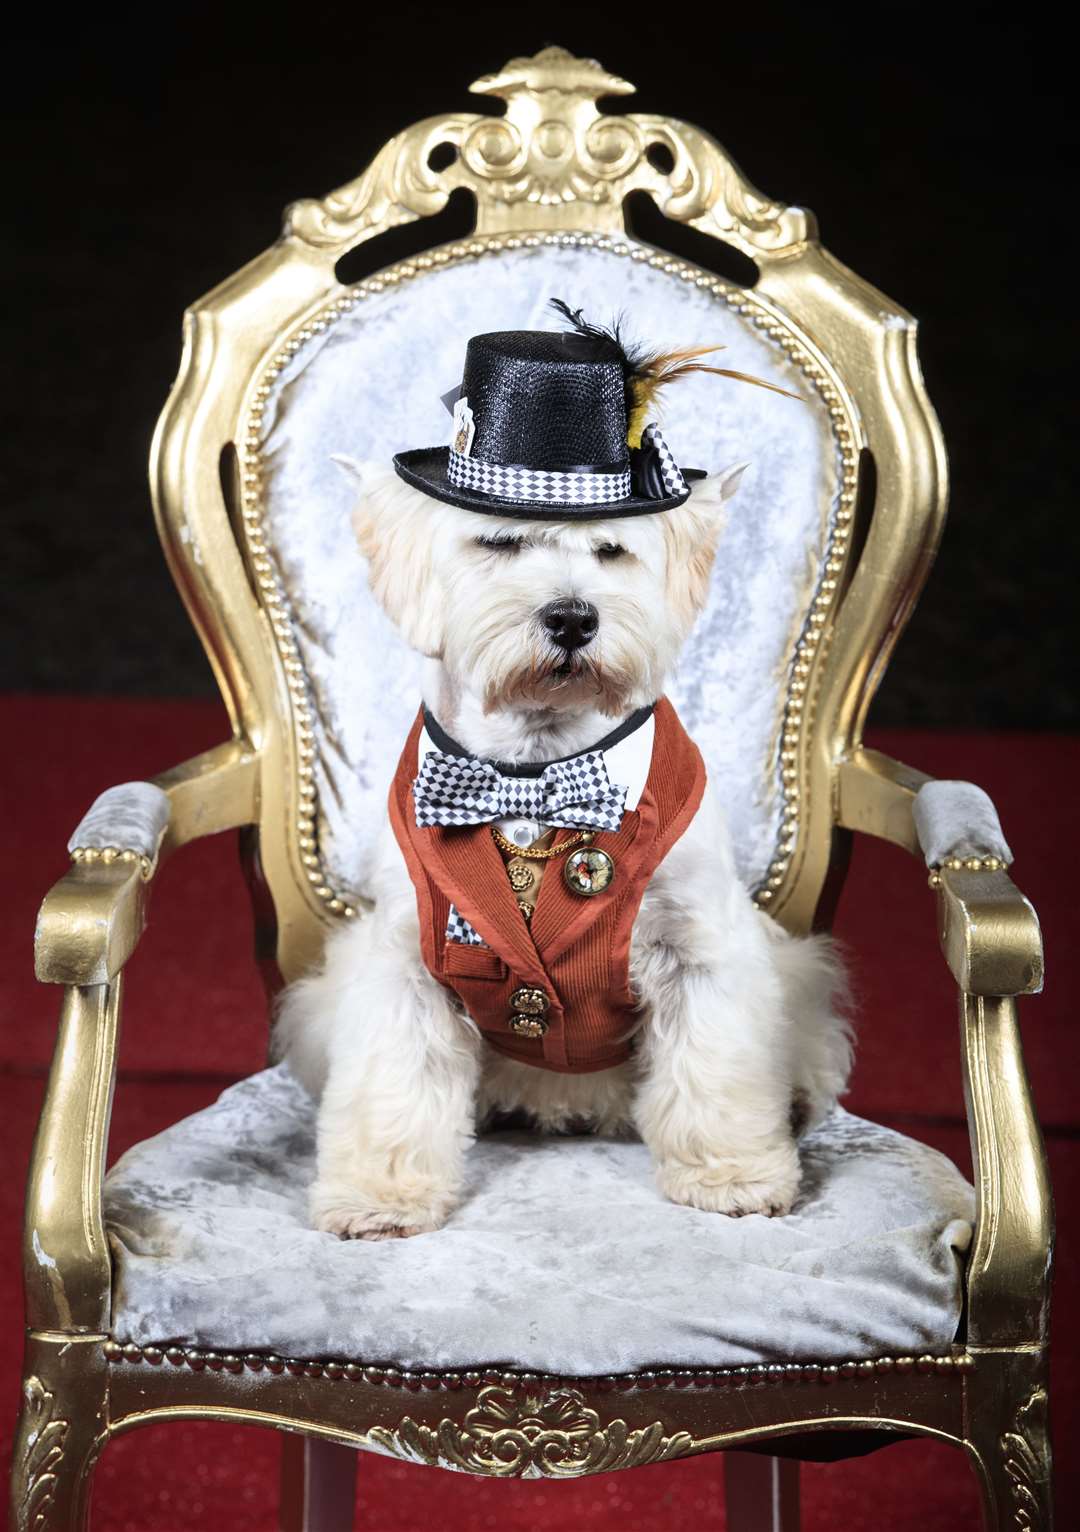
(594, 542), (627, 562)
(475, 536), (522, 555)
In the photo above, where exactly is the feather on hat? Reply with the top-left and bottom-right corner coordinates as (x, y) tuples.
(548, 298), (801, 448)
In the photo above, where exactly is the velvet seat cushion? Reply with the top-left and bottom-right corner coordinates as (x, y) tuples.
(103, 1066), (975, 1376)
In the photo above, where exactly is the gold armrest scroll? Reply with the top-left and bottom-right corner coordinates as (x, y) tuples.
(35, 858), (152, 985)
(838, 749), (1051, 1346)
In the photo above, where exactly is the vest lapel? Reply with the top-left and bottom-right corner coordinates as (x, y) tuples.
(529, 704), (671, 964)
(414, 817), (550, 988)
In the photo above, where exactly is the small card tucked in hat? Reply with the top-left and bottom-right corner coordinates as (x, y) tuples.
(451, 397), (476, 458)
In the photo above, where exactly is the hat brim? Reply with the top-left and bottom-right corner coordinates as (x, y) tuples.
(393, 447), (700, 521)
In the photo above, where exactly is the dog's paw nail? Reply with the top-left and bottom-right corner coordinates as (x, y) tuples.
(356, 1224), (425, 1242)
(657, 1157), (799, 1218)
(311, 1193), (446, 1240)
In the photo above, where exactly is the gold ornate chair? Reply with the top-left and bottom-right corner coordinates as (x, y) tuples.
(13, 46), (1052, 1532)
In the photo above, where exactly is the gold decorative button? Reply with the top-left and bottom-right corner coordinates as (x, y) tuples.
(507, 861), (537, 894)
(564, 846), (615, 897)
(508, 1012), (549, 1039)
(509, 985), (549, 1016)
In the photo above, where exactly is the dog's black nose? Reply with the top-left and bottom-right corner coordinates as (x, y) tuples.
(540, 598), (599, 651)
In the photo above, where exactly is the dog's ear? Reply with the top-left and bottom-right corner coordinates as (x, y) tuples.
(663, 463), (748, 622)
(335, 458), (445, 657)
(712, 463), (750, 505)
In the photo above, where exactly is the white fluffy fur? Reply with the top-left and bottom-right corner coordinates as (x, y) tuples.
(278, 463), (851, 1238)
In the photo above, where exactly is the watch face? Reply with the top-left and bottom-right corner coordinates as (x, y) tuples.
(564, 846), (615, 897)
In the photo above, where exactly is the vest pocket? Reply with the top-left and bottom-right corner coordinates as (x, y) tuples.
(443, 942), (508, 981)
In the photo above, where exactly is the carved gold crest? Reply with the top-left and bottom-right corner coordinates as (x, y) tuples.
(285, 45), (808, 248)
(367, 1383), (695, 1478)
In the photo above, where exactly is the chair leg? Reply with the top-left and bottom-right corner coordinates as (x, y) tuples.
(724, 1451), (800, 1531)
(965, 1369), (1053, 1531)
(8, 1341), (106, 1532)
(279, 1434), (358, 1532)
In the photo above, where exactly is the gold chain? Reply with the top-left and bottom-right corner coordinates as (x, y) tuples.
(490, 827), (594, 860)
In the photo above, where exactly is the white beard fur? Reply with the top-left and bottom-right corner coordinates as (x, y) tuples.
(277, 465), (852, 1238)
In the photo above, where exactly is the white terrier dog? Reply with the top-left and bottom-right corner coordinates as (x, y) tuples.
(279, 460), (851, 1240)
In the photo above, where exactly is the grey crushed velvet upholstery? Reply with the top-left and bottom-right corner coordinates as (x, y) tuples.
(103, 1066), (975, 1374)
(913, 780), (1013, 867)
(67, 781), (170, 860)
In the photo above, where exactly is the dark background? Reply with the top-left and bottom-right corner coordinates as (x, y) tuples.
(5, 8), (1074, 726)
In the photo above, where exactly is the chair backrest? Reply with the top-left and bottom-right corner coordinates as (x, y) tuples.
(152, 46), (946, 985)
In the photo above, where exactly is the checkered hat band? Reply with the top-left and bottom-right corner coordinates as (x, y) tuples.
(448, 449), (632, 506)
(414, 749), (628, 834)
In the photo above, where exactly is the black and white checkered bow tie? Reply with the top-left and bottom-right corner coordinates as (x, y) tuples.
(413, 750), (628, 833)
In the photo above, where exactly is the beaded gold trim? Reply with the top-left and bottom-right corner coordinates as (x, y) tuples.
(726, 294), (859, 908)
(928, 856), (1010, 889)
(103, 1339), (973, 1390)
(69, 846), (155, 880)
(239, 235), (860, 920)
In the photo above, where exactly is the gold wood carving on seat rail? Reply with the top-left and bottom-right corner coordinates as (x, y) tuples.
(285, 46), (810, 249)
(366, 1383), (695, 1478)
(14, 1378), (69, 1532)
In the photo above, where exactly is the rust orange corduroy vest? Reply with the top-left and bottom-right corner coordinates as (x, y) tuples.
(389, 696), (706, 1073)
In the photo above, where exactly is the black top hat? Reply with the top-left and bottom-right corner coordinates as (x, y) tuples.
(393, 299), (795, 521)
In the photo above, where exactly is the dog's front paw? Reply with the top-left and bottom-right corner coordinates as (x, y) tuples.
(310, 1181), (454, 1240)
(657, 1142), (800, 1218)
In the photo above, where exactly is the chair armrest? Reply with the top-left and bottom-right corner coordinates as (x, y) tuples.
(912, 779), (1013, 867)
(24, 739), (258, 1333)
(24, 983), (122, 1333)
(35, 859), (154, 986)
(933, 866), (1043, 998)
(67, 779), (170, 869)
(34, 739), (257, 985)
(837, 749), (1043, 996)
(837, 748), (1052, 1348)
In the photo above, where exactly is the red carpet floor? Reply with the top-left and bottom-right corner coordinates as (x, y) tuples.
(1, 695), (1076, 1529)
